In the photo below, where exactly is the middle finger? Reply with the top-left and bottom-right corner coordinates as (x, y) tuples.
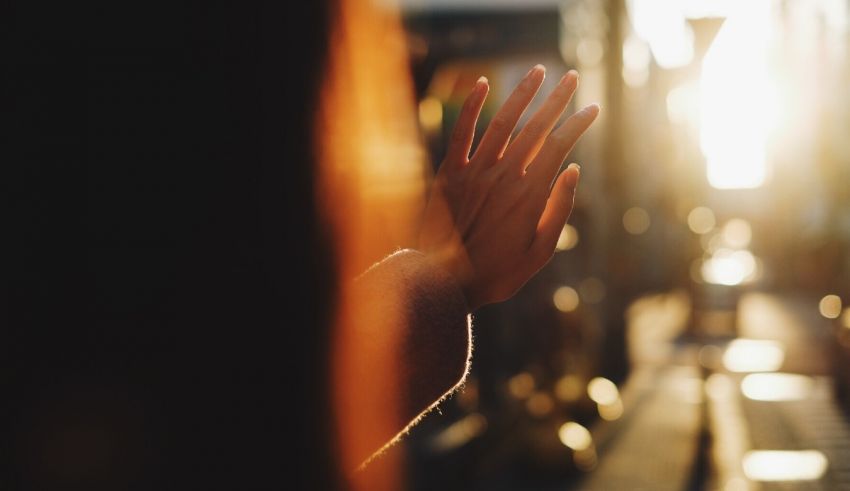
(471, 64), (546, 166)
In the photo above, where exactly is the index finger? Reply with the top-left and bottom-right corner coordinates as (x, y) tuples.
(444, 76), (489, 166)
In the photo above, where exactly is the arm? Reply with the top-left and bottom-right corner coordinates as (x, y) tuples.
(352, 250), (471, 464)
(342, 65), (599, 470)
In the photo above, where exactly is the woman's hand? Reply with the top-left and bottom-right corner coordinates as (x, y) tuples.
(419, 65), (599, 310)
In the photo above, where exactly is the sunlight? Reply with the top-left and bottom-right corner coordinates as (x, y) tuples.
(627, 0), (694, 69)
(700, 0), (777, 189)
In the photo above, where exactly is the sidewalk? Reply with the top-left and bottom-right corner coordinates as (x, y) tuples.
(576, 291), (850, 491)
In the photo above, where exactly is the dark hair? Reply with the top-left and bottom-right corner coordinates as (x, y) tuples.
(9, 1), (342, 488)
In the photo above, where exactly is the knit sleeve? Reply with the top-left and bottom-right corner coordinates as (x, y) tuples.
(345, 249), (473, 468)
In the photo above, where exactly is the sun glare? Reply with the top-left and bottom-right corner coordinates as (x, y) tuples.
(700, 0), (777, 189)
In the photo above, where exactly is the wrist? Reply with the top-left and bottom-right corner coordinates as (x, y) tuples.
(420, 247), (475, 312)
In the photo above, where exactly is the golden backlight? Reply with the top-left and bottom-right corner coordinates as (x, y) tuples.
(700, 0), (778, 189)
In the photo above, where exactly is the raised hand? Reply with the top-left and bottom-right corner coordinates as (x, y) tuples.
(419, 65), (599, 310)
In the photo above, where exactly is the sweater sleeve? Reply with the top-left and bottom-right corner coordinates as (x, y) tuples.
(344, 249), (472, 468)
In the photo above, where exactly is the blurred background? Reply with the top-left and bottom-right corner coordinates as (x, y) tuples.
(396, 0), (850, 489)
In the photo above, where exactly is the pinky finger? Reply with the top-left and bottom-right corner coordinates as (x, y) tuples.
(444, 77), (489, 166)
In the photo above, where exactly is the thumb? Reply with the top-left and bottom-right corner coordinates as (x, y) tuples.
(530, 163), (580, 263)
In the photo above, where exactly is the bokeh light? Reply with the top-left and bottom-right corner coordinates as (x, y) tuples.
(430, 413), (488, 452)
(418, 97), (443, 132)
(687, 206), (716, 234)
(622, 207), (651, 235)
(742, 450), (828, 482)
(526, 392), (555, 417)
(556, 224), (580, 252)
(555, 375), (584, 402)
(587, 377), (619, 406)
(597, 398), (624, 421)
(508, 372), (535, 399)
(741, 373), (814, 401)
(553, 286), (580, 312)
(701, 249), (757, 286)
(819, 294), (843, 319)
(579, 277), (606, 304)
(558, 421), (592, 451)
(721, 219), (752, 249)
(723, 339), (785, 373)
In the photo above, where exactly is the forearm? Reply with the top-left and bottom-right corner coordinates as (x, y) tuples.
(334, 249), (472, 470)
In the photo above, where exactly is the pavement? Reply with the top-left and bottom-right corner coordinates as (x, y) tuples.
(574, 290), (850, 491)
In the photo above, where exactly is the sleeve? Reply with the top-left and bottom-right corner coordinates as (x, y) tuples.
(340, 249), (473, 469)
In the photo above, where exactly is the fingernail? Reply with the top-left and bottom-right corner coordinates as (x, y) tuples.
(561, 69), (579, 86)
(569, 163), (581, 189)
(527, 64), (545, 77)
(580, 103), (601, 116)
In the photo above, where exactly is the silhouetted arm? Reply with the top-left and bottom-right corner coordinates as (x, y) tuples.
(340, 249), (471, 469)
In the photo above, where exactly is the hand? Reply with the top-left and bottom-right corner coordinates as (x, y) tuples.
(419, 65), (599, 310)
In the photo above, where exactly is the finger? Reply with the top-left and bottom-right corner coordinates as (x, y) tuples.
(525, 103), (599, 186)
(444, 77), (489, 166)
(472, 64), (546, 165)
(503, 70), (578, 176)
(530, 164), (580, 264)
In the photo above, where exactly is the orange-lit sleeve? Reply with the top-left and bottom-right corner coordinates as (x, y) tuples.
(338, 249), (472, 470)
